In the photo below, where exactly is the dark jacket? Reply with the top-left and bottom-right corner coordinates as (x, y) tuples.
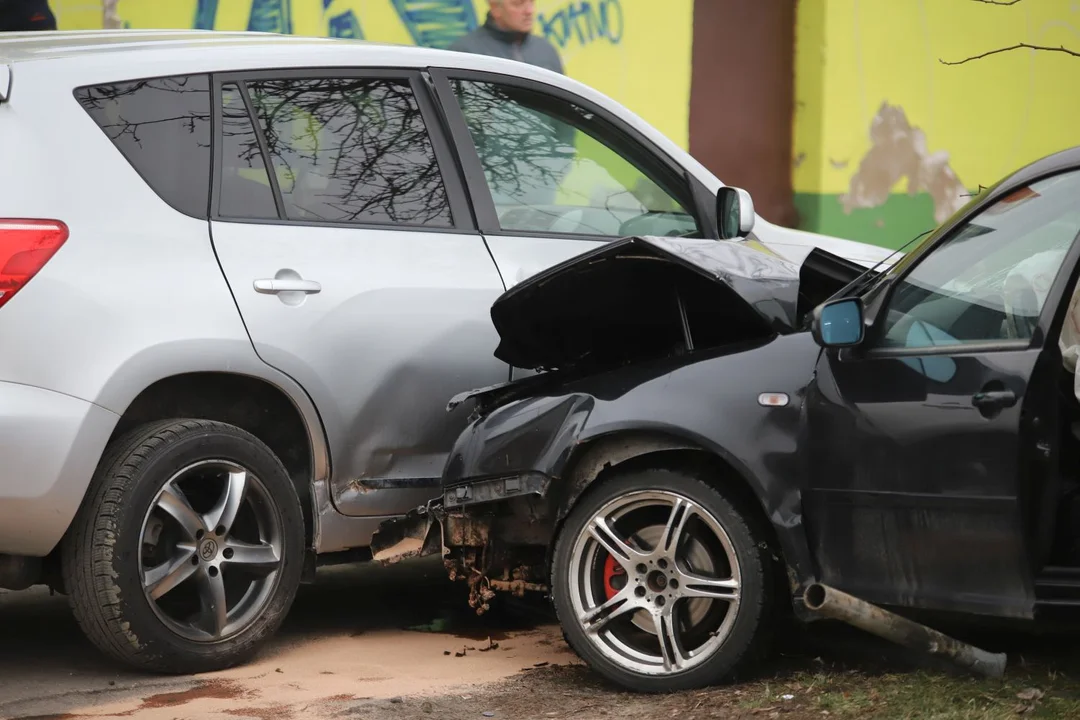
(449, 12), (563, 74)
(0, 0), (56, 31)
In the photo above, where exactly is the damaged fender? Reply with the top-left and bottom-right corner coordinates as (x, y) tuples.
(427, 331), (828, 607)
(370, 237), (871, 611)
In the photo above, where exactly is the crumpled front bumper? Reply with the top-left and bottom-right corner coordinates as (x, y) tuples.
(370, 504), (442, 564)
(370, 472), (551, 563)
(370, 473), (553, 613)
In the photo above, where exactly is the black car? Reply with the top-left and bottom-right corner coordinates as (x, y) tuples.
(372, 147), (1080, 692)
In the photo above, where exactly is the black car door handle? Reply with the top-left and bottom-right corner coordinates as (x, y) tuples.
(972, 389), (1017, 409)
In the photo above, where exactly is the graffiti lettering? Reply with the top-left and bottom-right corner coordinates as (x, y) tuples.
(391, 0), (479, 49)
(247, 0), (293, 34)
(539, 0), (623, 50)
(193, 0), (218, 30)
(328, 10), (364, 39)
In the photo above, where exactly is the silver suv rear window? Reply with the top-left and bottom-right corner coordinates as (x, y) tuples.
(75, 74), (212, 219)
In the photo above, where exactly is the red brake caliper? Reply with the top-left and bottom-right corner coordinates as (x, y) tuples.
(603, 555), (628, 600)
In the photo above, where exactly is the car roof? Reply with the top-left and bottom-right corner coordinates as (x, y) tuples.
(0, 29), (430, 63)
(0, 29), (549, 82)
(1004, 145), (1080, 189)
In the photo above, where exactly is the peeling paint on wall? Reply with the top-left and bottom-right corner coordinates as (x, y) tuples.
(840, 102), (967, 226)
(794, 0), (1080, 249)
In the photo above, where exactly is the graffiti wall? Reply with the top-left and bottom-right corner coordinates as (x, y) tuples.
(50, 0), (693, 149)
(794, 0), (1080, 249)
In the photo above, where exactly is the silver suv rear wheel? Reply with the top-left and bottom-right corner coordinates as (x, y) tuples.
(140, 459), (286, 643)
(63, 419), (304, 673)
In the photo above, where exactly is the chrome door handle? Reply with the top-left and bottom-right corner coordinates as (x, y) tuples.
(972, 389), (1016, 408)
(253, 278), (322, 295)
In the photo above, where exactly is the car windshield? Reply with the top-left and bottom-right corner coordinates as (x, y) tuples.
(860, 172), (1080, 309)
(867, 169), (1080, 349)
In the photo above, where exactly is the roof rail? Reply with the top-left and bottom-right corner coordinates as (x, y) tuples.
(0, 65), (10, 103)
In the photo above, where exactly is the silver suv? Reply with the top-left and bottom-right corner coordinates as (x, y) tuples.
(0, 30), (892, 673)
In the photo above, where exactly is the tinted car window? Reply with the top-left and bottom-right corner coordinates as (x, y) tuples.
(76, 74), (211, 218)
(246, 77), (452, 227)
(218, 83), (278, 220)
(878, 170), (1080, 348)
(452, 79), (698, 238)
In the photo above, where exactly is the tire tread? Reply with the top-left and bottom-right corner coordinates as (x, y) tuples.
(61, 419), (302, 673)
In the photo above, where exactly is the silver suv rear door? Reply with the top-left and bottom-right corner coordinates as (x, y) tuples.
(208, 69), (507, 529)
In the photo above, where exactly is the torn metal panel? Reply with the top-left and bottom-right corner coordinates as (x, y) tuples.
(348, 477), (442, 493)
(447, 242), (866, 420)
(444, 472), (550, 509)
(488, 235), (803, 372)
(439, 331), (824, 589)
(370, 506), (441, 564)
(796, 247), (874, 322)
(443, 513), (491, 548)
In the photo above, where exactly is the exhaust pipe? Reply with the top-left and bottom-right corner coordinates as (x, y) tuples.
(803, 583), (1006, 679)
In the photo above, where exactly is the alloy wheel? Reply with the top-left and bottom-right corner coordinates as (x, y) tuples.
(138, 460), (285, 643)
(567, 490), (742, 675)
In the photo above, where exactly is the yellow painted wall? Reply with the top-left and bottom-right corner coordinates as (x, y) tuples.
(794, 0), (1080, 248)
(50, 0), (693, 149)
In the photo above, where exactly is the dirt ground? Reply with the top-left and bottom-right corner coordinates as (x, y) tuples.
(2, 558), (1080, 720)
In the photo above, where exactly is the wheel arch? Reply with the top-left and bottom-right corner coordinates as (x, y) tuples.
(99, 371), (328, 550)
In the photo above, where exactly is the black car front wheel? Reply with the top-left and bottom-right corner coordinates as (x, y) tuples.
(62, 419), (304, 673)
(551, 467), (773, 692)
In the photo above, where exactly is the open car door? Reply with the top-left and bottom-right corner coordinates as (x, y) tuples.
(804, 169), (1080, 619)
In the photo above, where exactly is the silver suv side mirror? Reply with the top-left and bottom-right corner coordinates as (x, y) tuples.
(717, 186), (756, 239)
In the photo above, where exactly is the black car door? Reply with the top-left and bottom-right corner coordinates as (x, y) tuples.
(804, 168), (1080, 619)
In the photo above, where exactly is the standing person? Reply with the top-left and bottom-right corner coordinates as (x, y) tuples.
(0, 0), (57, 31)
(450, 0), (563, 74)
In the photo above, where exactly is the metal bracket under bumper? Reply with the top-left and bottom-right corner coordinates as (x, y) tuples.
(370, 472), (552, 564)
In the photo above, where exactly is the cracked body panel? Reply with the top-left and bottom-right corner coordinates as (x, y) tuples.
(370, 235), (881, 617)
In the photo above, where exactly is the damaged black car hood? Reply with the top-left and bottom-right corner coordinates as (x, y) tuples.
(490, 235), (861, 373)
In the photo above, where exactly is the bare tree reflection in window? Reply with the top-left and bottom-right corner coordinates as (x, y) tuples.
(219, 83), (278, 219)
(76, 75), (212, 218)
(247, 79), (453, 227)
(453, 81), (575, 216)
(451, 80), (695, 238)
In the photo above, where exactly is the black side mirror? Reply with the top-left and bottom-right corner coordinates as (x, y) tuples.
(811, 297), (865, 348)
(716, 186), (756, 239)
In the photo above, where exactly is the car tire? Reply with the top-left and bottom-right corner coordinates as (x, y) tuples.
(62, 419), (305, 673)
(551, 467), (773, 692)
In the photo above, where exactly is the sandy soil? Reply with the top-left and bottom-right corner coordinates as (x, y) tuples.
(35, 627), (575, 719)
(5, 558), (1080, 720)
(0, 558), (576, 720)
